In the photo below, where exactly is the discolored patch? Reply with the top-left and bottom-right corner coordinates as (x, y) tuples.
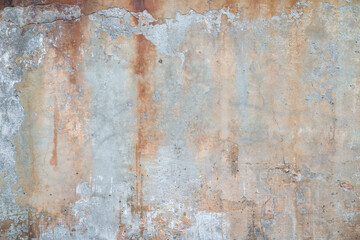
(14, 15), (92, 231)
(131, 33), (161, 236)
(49, 98), (58, 167)
(0, 0), (13, 9)
(228, 144), (239, 177)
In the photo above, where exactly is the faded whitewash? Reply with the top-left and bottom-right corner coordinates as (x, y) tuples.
(0, 0), (360, 239)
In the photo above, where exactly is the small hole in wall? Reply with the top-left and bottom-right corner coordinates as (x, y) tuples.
(76, 172), (78, 175)
(158, 59), (163, 64)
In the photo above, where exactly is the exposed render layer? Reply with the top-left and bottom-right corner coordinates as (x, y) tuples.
(0, 1), (360, 239)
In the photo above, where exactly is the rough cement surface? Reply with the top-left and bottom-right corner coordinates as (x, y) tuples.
(0, 0), (360, 239)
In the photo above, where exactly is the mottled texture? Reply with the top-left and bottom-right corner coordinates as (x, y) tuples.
(0, 1), (360, 239)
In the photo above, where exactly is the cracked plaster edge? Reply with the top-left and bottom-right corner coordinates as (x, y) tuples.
(0, 1), (312, 67)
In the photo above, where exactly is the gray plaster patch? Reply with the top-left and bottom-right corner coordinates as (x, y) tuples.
(1, 3), (81, 27)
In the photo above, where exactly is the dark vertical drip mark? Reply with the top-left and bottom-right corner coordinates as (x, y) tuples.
(1, 0), (13, 9)
(116, 1), (159, 238)
(56, 21), (84, 85)
(50, 99), (58, 167)
(131, 0), (157, 15)
(134, 34), (152, 238)
(132, 0), (145, 12)
(229, 145), (239, 177)
(132, 32), (158, 237)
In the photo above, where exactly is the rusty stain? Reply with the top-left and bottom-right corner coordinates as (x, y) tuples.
(129, 0), (161, 234)
(133, 33), (159, 236)
(0, 0), (12, 9)
(55, 21), (85, 85)
(49, 98), (58, 167)
(13, 12), (92, 234)
(229, 144), (239, 177)
(130, 3), (160, 237)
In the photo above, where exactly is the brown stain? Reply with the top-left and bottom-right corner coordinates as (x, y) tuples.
(130, 5), (160, 234)
(229, 144), (239, 176)
(14, 14), (92, 234)
(28, 216), (40, 239)
(224, 0), (239, 12)
(14, 70), (43, 207)
(0, 211), (61, 239)
(250, 0), (289, 19)
(25, 208), (65, 239)
(0, 219), (14, 236)
(286, 0), (300, 10)
(0, 0), (13, 9)
(130, 3), (158, 236)
(129, 0), (158, 15)
(55, 20), (84, 85)
(40, 16), (92, 215)
(247, 0), (260, 20)
(50, 98), (58, 167)
(134, 35), (157, 235)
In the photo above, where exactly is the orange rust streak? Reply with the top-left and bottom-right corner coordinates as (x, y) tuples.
(14, 18), (92, 231)
(56, 20), (84, 85)
(132, 33), (158, 237)
(130, 0), (158, 14)
(50, 99), (58, 167)
(135, 34), (148, 235)
(132, 0), (145, 12)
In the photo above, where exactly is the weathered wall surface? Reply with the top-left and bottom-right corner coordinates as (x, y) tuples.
(0, 0), (360, 239)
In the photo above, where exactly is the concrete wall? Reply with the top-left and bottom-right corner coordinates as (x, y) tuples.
(0, 0), (360, 239)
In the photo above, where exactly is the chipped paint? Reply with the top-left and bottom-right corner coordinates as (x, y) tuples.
(1, 0), (360, 239)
